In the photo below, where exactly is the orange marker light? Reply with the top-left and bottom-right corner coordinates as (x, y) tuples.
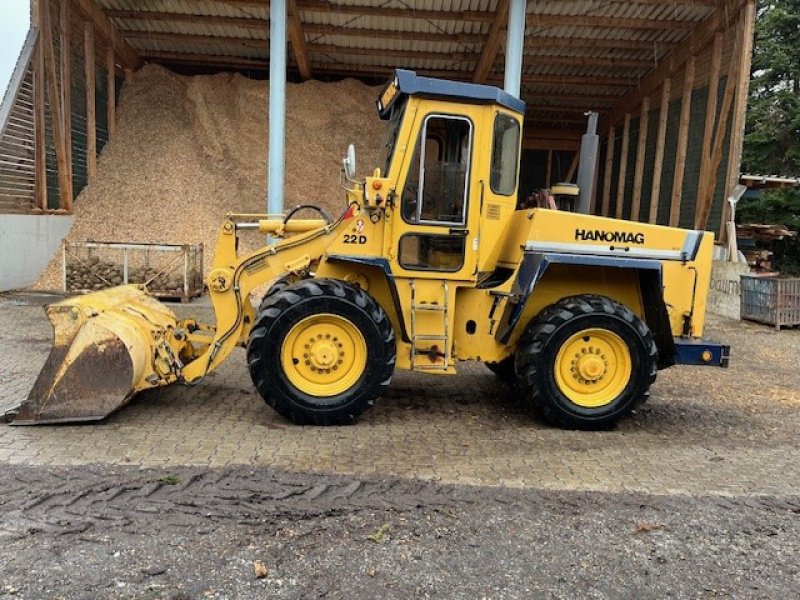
(372, 180), (382, 191)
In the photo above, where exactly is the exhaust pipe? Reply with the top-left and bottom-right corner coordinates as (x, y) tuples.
(575, 111), (599, 214)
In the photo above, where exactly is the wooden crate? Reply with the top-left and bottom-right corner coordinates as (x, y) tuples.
(740, 275), (800, 330)
(63, 241), (204, 302)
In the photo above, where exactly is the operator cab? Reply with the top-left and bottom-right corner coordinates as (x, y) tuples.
(373, 70), (526, 280)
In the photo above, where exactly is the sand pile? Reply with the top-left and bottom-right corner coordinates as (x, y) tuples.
(34, 64), (384, 290)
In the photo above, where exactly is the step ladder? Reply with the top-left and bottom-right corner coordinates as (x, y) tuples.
(409, 280), (450, 371)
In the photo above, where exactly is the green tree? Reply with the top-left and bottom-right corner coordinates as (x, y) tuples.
(739, 0), (800, 273)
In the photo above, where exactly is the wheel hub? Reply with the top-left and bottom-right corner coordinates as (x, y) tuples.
(555, 328), (633, 408)
(281, 314), (367, 397)
(575, 352), (606, 382)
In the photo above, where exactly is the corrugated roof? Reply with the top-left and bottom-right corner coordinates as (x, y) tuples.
(94, 0), (720, 129)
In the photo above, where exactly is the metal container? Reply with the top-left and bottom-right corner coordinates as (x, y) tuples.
(740, 274), (800, 330)
(63, 241), (204, 302)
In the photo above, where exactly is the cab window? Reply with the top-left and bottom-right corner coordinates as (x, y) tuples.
(490, 114), (520, 196)
(401, 115), (472, 224)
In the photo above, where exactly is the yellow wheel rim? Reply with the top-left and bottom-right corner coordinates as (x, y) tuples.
(281, 313), (367, 397)
(553, 328), (632, 408)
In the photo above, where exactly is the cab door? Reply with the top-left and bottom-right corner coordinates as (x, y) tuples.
(392, 106), (482, 280)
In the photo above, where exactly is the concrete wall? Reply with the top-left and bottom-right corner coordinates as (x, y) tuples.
(0, 214), (73, 292)
(707, 259), (751, 320)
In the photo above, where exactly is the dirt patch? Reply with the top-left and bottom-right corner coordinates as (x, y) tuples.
(1, 464), (799, 599)
(33, 65), (384, 290)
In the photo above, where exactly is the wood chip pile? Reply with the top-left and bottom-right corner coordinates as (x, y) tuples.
(34, 64), (384, 290)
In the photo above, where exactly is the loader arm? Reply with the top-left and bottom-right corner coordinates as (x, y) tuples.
(181, 208), (355, 382)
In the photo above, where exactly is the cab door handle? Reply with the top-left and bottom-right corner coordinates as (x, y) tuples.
(449, 227), (469, 236)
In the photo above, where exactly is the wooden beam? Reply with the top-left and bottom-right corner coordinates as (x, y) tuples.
(669, 56), (695, 227)
(522, 138), (581, 152)
(41, 0), (71, 211)
(84, 22), (96, 182)
(473, 0), (508, 83)
(106, 47), (116, 141)
(60, 0), (73, 203)
(545, 149), (553, 188)
(287, 0), (312, 80)
(630, 96), (650, 221)
(615, 113), (631, 219)
(648, 78), (670, 223)
(565, 153), (580, 182)
(527, 13), (694, 31)
(602, 0), (745, 132)
(601, 126), (615, 216)
(695, 9), (750, 230)
(32, 0), (47, 210)
(695, 32), (723, 225)
(119, 20), (676, 51)
(721, 0), (756, 237)
(297, 1), (698, 29)
(70, 0), (141, 69)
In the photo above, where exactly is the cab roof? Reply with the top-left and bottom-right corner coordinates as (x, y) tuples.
(377, 69), (527, 119)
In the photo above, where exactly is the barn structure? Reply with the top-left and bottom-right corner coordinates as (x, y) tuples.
(0, 0), (755, 290)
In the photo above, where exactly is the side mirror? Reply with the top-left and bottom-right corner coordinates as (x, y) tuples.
(343, 144), (356, 180)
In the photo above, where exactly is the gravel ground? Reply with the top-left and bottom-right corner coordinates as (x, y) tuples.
(1, 465), (799, 599)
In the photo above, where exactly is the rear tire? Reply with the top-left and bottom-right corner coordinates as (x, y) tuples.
(247, 279), (396, 425)
(514, 294), (657, 430)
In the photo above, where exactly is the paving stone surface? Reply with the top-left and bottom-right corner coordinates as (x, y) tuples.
(1, 293), (798, 496)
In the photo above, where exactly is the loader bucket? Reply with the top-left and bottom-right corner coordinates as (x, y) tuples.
(7, 285), (179, 425)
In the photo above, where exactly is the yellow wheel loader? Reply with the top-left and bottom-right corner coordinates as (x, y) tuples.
(7, 70), (729, 430)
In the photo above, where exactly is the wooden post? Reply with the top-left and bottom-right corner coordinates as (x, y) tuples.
(32, 0), (47, 210)
(84, 23), (96, 182)
(695, 32), (723, 225)
(648, 78), (670, 224)
(721, 0), (756, 238)
(106, 46), (116, 140)
(630, 96), (650, 222)
(695, 15), (746, 230)
(601, 126), (615, 216)
(615, 113), (631, 219)
(41, 0), (71, 211)
(565, 152), (579, 182)
(545, 149), (552, 188)
(60, 0), (72, 205)
(669, 56), (695, 227)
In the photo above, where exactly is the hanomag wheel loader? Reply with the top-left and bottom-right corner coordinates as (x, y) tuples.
(7, 70), (729, 430)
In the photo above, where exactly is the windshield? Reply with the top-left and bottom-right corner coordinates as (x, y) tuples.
(377, 98), (407, 176)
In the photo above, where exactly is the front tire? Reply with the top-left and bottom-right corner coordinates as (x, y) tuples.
(247, 279), (396, 425)
(514, 295), (657, 430)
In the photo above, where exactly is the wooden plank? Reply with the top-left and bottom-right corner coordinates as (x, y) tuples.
(630, 96), (650, 221)
(615, 113), (631, 219)
(695, 11), (748, 230)
(565, 152), (579, 182)
(33, 2), (47, 210)
(648, 78), (670, 223)
(601, 125), (615, 216)
(695, 31), (723, 225)
(70, 0), (141, 69)
(545, 149), (553, 188)
(473, 0), (508, 83)
(41, 0), (71, 211)
(669, 56), (695, 227)
(85, 22), (96, 182)
(106, 46), (116, 141)
(721, 0), (756, 238)
(60, 0), (73, 204)
(602, 0), (746, 133)
(521, 138), (581, 152)
(287, 0), (312, 80)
